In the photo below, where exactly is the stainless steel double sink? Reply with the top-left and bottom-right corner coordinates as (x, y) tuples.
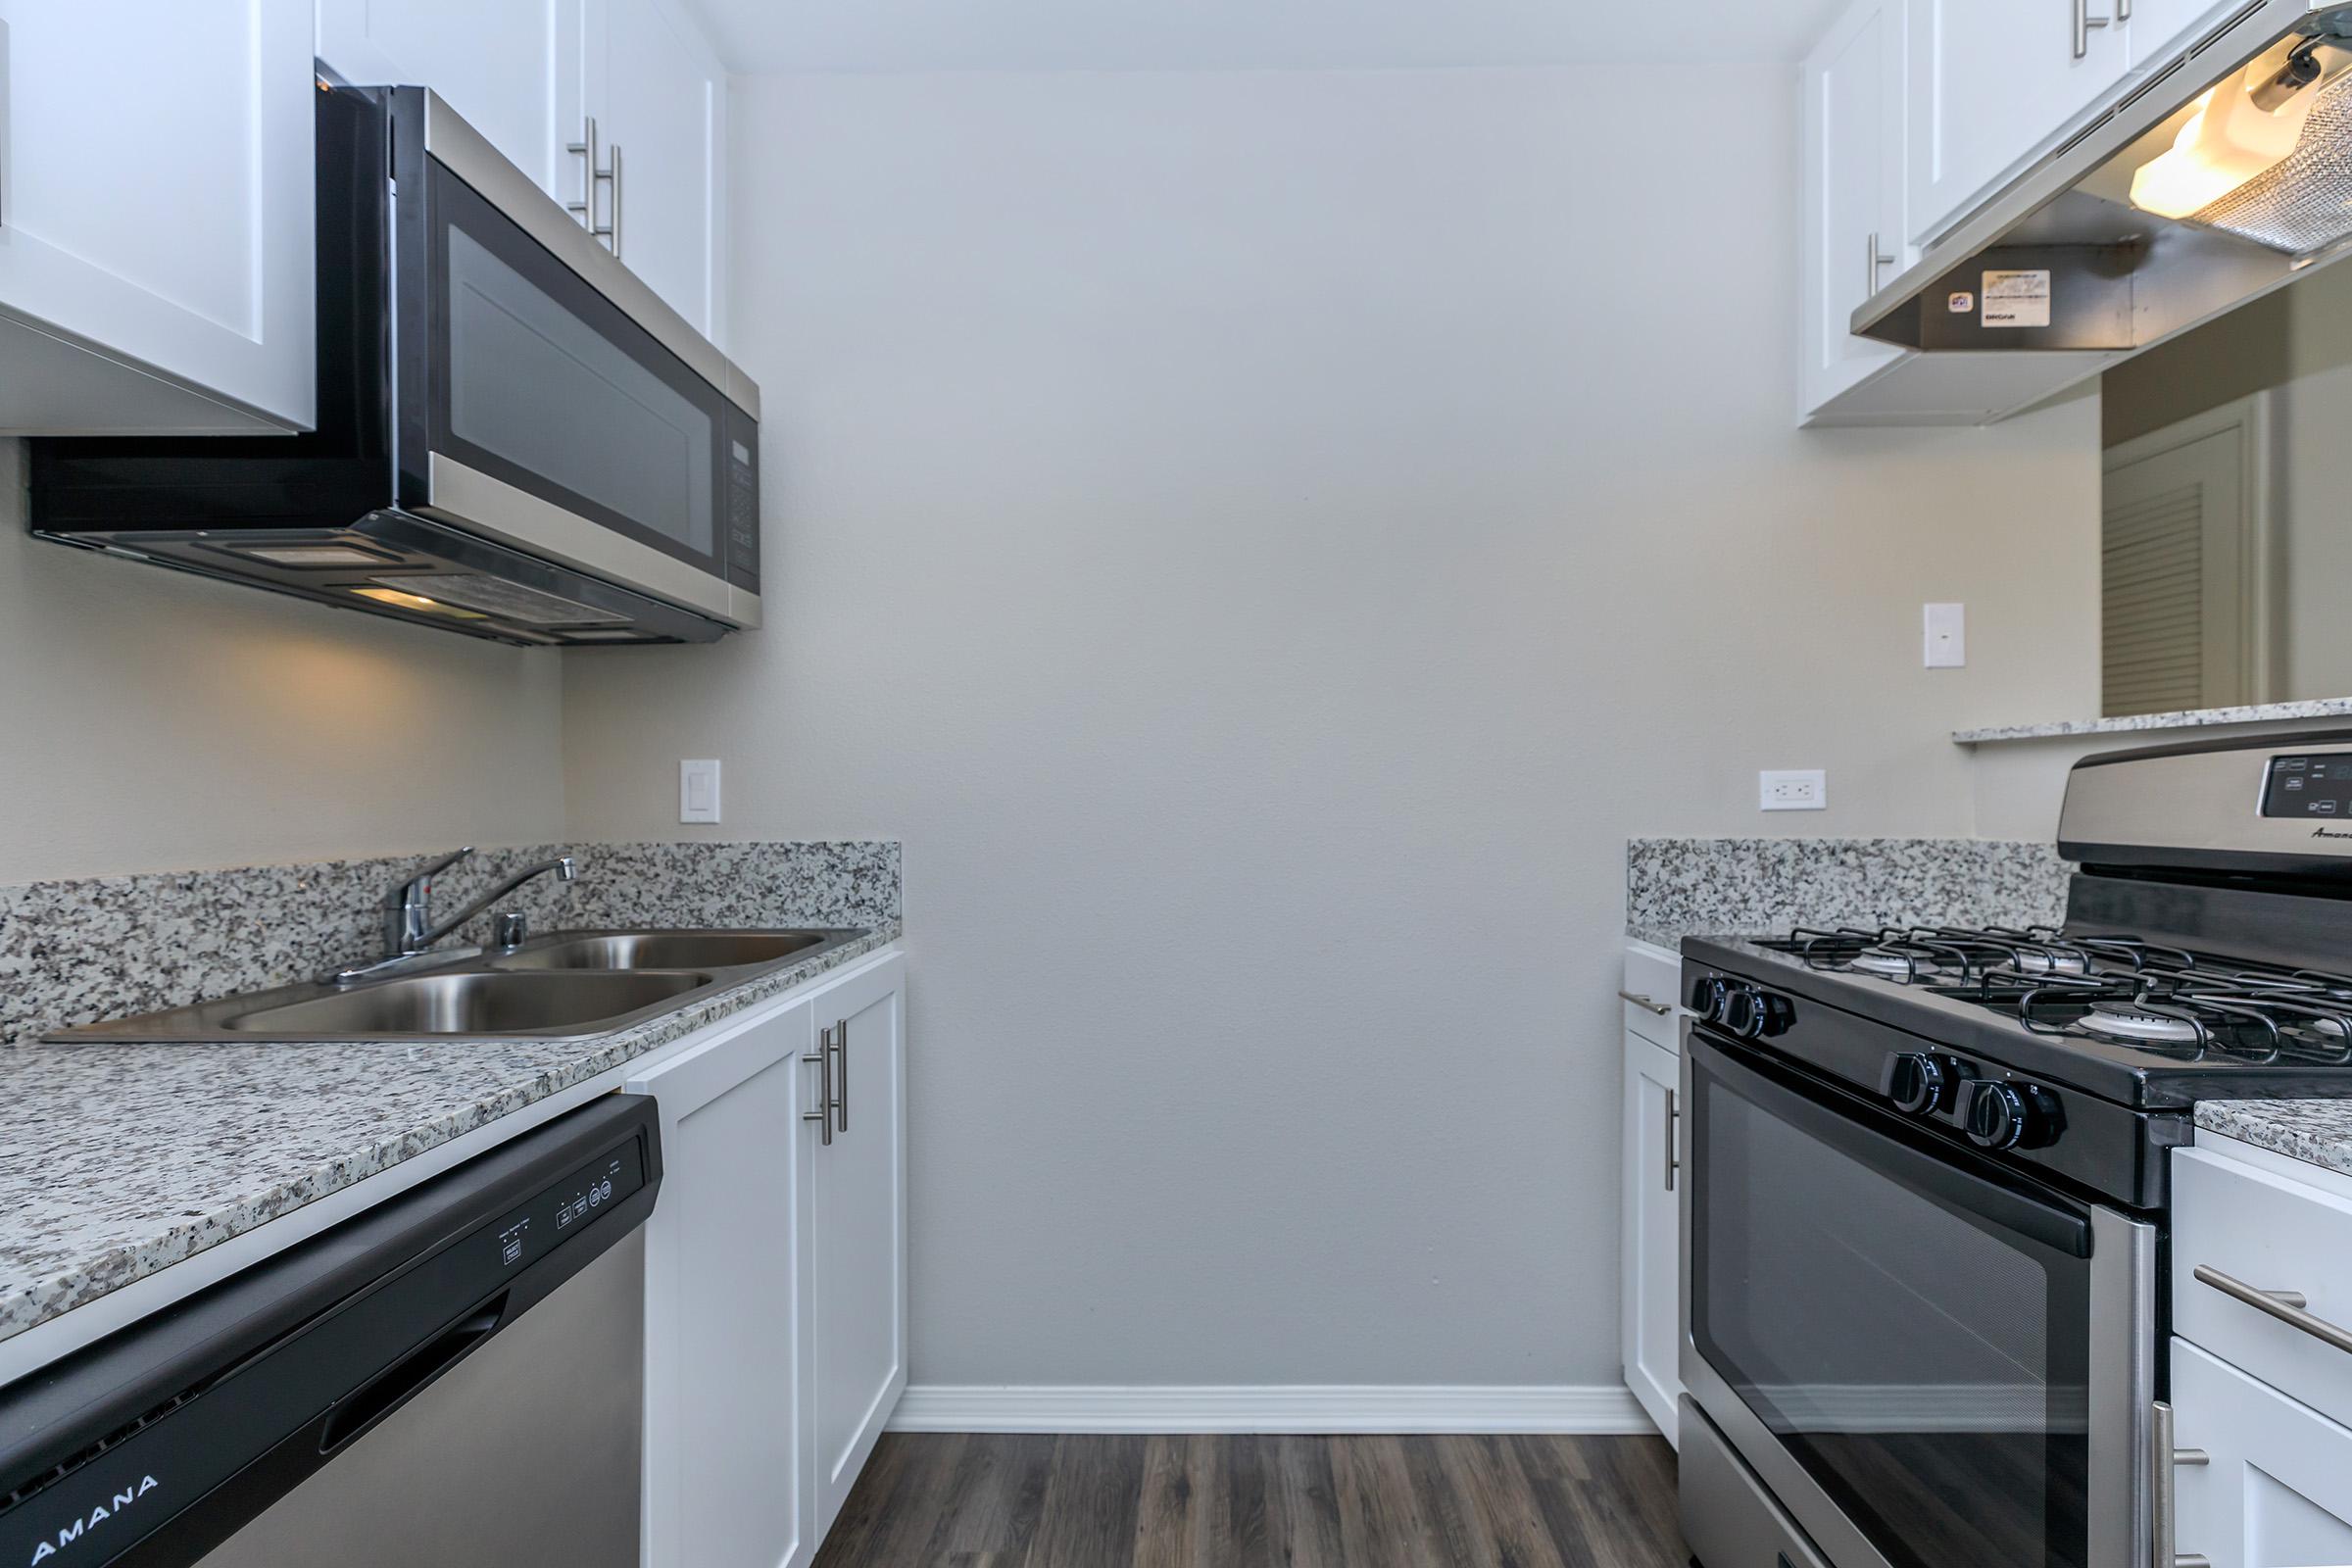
(46, 929), (868, 1044)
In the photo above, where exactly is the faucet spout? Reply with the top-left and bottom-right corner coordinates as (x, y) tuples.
(415, 856), (577, 951)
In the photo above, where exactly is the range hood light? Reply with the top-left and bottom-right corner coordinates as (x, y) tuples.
(2131, 55), (2326, 220)
(349, 585), (489, 620)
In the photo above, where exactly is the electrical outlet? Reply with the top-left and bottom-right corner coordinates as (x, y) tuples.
(1925, 603), (1966, 668)
(1760, 769), (1827, 811)
(679, 759), (721, 824)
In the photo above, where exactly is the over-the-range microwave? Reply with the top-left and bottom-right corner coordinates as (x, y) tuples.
(28, 79), (760, 646)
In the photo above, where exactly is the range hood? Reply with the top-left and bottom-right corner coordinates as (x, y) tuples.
(1857, 1), (2352, 366)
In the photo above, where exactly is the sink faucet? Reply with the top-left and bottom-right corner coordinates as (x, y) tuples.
(331, 849), (578, 985)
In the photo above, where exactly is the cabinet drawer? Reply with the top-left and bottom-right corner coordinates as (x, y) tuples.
(2172, 1337), (2352, 1568)
(2175, 1146), (2352, 1432)
(1622, 942), (1684, 1051)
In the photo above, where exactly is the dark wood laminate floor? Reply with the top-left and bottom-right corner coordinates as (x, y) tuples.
(811, 1433), (1689, 1568)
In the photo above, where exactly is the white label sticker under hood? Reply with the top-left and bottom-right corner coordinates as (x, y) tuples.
(1981, 270), (2053, 328)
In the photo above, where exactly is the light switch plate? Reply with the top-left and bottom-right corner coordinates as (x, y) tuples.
(1760, 769), (1827, 811)
(679, 759), (721, 824)
(1925, 603), (1966, 668)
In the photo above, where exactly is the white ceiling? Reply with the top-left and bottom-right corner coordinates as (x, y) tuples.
(681, 0), (1852, 75)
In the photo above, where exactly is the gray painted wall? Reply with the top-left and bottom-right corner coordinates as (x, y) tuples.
(560, 65), (2102, 1388)
(0, 439), (566, 883)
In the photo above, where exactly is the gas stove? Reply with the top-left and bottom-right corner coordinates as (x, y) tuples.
(1678, 732), (2352, 1568)
(1682, 731), (2352, 1210)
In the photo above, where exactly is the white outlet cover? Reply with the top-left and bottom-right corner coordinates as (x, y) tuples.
(1760, 769), (1827, 811)
(679, 759), (722, 823)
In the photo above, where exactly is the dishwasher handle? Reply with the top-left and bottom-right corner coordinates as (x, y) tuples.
(318, 1297), (509, 1455)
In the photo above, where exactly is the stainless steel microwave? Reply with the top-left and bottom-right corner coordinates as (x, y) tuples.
(28, 81), (760, 646)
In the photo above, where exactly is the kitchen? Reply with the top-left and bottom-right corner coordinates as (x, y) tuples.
(1, 0), (2349, 1565)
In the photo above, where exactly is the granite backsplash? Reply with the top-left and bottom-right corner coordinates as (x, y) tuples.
(0, 841), (900, 1046)
(1627, 838), (2073, 945)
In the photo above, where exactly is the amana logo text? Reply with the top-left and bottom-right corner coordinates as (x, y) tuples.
(26, 1476), (157, 1564)
(2316, 827), (2352, 841)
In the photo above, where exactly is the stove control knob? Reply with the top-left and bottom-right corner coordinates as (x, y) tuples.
(1966, 1082), (2034, 1151)
(1689, 976), (1731, 1024)
(1886, 1054), (1949, 1115)
(1721, 986), (1761, 1038)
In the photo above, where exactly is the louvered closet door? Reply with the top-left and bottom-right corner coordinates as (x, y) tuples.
(2102, 426), (2249, 717)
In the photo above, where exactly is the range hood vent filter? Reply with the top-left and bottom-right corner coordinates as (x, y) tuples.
(2192, 67), (2352, 252)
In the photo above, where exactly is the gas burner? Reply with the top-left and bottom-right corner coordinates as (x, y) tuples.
(2078, 1002), (2206, 1047)
(2008, 948), (2091, 978)
(1850, 949), (1941, 980)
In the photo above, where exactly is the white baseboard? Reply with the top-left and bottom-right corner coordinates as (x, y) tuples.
(888, 1384), (1654, 1436)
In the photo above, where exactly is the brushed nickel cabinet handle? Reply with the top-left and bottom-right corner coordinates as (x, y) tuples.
(2194, 1263), (2350, 1353)
(1618, 990), (1673, 1017)
(1665, 1088), (1680, 1193)
(566, 118), (617, 250)
(2075, 0), (2112, 60)
(610, 140), (624, 262)
(803, 1028), (833, 1147)
(2153, 1400), (2212, 1568)
(831, 1015), (849, 1134)
(1866, 231), (1898, 295)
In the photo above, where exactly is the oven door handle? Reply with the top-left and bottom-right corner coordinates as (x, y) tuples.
(1692, 1031), (2095, 1258)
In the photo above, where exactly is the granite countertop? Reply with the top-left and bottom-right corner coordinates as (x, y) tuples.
(1954, 697), (2352, 745)
(2196, 1100), (2352, 1181)
(0, 920), (900, 1345)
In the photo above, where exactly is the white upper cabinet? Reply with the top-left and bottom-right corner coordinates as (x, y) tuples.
(2129, 0), (2240, 68)
(1905, 0), (2133, 246)
(316, 0), (588, 203)
(320, 0), (729, 348)
(1800, 0), (1907, 417)
(0, 0), (315, 433)
(583, 0), (728, 345)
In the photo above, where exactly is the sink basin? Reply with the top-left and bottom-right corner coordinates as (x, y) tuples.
(44, 925), (871, 1044)
(225, 970), (715, 1038)
(492, 931), (828, 971)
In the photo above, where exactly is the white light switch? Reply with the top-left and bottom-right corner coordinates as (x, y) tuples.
(1925, 603), (1966, 668)
(679, 760), (721, 824)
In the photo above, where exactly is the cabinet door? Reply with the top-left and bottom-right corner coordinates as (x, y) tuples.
(1801, 0), (1907, 417)
(0, 0), (314, 432)
(1906, 0), (2132, 246)
(585, 0), (726, 343)
(315, 0), (589, 203)
(2129, 0), (2235, 68)
(806, 956), (908, 1536)
(627, 995), (818, 1568)
(1620, 1032), (1682, 1446)
(2172, 1338), (2352, 1568)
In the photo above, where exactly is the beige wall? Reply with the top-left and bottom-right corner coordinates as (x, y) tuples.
(560, 65), (2103, 1390)
(0, 439), (567, 883)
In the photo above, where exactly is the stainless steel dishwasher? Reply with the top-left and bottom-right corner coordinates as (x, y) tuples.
(0, 1096), (660, 1568)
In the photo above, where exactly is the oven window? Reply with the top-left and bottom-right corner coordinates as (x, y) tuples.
(424, 165), (724, 573)
(1690, 1044), (2092, 1568)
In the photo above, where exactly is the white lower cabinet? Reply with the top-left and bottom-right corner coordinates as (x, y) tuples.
(805, 957), (909, 1536)
(1621, 1031), (1681, 1446)
(626, 951), (906, 1568)
(1619, 941), (1685, 1446)
(2172, 1338), (2352, 1568)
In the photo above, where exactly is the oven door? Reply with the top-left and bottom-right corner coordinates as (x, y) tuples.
(389, 91), (758, 627)
(1680, 1030), (2155, 1568)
